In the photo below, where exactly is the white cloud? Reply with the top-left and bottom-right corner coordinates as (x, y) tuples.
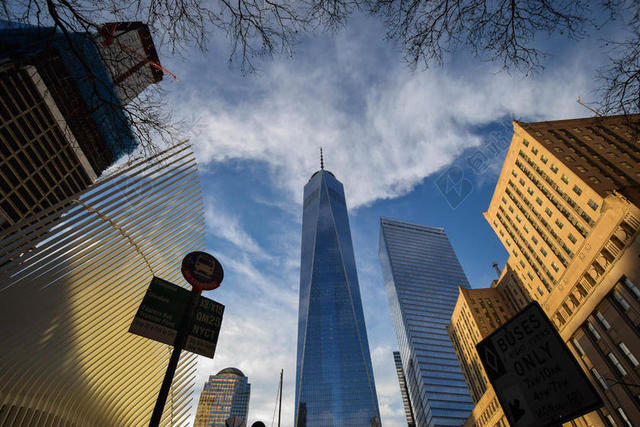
(204, 202), (271, 259)
(180, 29), (594, 211)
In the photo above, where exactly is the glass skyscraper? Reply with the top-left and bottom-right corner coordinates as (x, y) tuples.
(194, 368), (251, 426)
(378, 218), (474, 426)
(295, 166), (381, 426)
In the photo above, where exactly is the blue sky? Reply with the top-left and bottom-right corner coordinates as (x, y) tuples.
(150, 10), (623, 426)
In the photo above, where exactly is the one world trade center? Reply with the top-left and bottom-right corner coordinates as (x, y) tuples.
(295, 154), (381, 426)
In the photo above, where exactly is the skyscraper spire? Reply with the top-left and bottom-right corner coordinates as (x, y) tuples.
(320, 147), (324, 170)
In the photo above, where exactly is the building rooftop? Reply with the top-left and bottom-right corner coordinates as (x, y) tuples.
(216, 367), (245, 378)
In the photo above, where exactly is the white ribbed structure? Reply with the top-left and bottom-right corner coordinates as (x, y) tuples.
(0, 141), (204, 426)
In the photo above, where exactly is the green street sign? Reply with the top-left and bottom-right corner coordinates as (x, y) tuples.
(129, 277), (224, 358)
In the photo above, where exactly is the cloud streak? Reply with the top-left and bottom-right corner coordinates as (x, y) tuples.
(179, 21), (594, 211)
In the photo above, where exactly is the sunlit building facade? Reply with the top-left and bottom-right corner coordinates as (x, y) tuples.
(448, 286), (514, 426)
(295, 166), (381, 426)
(194, 368), (251, 427)
(480, 114), (640, 425)
(0, 143), (203, 425)
(378, 217), (474, 426)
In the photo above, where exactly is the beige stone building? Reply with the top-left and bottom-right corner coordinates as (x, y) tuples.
(448, 286), (514, 426)
(452, 114), (640, 426)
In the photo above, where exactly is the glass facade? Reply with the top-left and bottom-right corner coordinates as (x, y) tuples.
(378, 218), (474, 426)
(194, 368), (251, 427)
(295, 169), (381, 426)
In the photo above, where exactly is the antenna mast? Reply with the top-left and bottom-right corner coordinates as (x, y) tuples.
(278, 369), (283, 427)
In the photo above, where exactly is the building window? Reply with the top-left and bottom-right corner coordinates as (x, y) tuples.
(508, 205), (514, 213)
(591, 368), (608, 389)
(519, 178), (525, 186)
(523, 139), (529, 147)
(540, 247), (547, 257)
(587, 321), (600, 340)
(619, 342), (639, 367)
(545, 207), (552, 217)
(537, 286), (544, 296)
(624, 278), (640, 299)
(536, 197), (543, 206)
(520, 260), (525, 268)
(551, 262), (560, 272)
(551, 164), (558, 173)
(527, 187), (534, 195)
(532, 146), (538, 155)
(541, 155), (548, 164)
(596, 312), (611, 330)
(573, 185), (582, 195)
(528, 272), (534, 280)
(556, 219), (564, 229)
(618, 408), (633, 427)
(532, 236), (538, 244)
(608, 353), (627, 376)
(513, 249), (519, 256)
(572, 338), (585, 356)
(516, 214), (522, 223)
(568, 233), (577, 244)
(512, 170), (518, 177)
(605, 414), (616, 426)
(588, 176), (601, 184)
(523, 225), (530, 233)
(614, 290), (631, 311)
(562, 174), (569, 184)
(588, 199), (599, 211)
(502, 197), (507, 204)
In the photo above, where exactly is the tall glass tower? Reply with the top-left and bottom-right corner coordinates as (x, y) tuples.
(378, 218), (473, 426)
(295, 163), (381, 427)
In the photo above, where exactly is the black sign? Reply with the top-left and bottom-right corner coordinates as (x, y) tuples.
(476, 301), (601, 427)
(129, 277), (224, 358)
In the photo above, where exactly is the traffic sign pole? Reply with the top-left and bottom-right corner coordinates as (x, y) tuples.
(149, 288), (202, 427)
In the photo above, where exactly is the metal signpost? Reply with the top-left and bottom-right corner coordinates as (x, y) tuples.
(131, 252), (224, 427)
(476, 301), (601, 427)
(129, 277), (224, 357)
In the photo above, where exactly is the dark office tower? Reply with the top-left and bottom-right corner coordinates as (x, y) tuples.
(378, 218), (474, 426)
(0, 21), (161, 230)
(295, 164), (381, 427)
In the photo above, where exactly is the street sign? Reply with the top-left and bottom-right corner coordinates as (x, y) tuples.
(181, 251), (224, 291)
(129, 277), (224, 358)
(476, 301), (601, 427)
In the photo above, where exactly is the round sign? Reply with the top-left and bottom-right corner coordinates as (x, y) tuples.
(181, 251), (223, 291)
(251, 422), (266, 427)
